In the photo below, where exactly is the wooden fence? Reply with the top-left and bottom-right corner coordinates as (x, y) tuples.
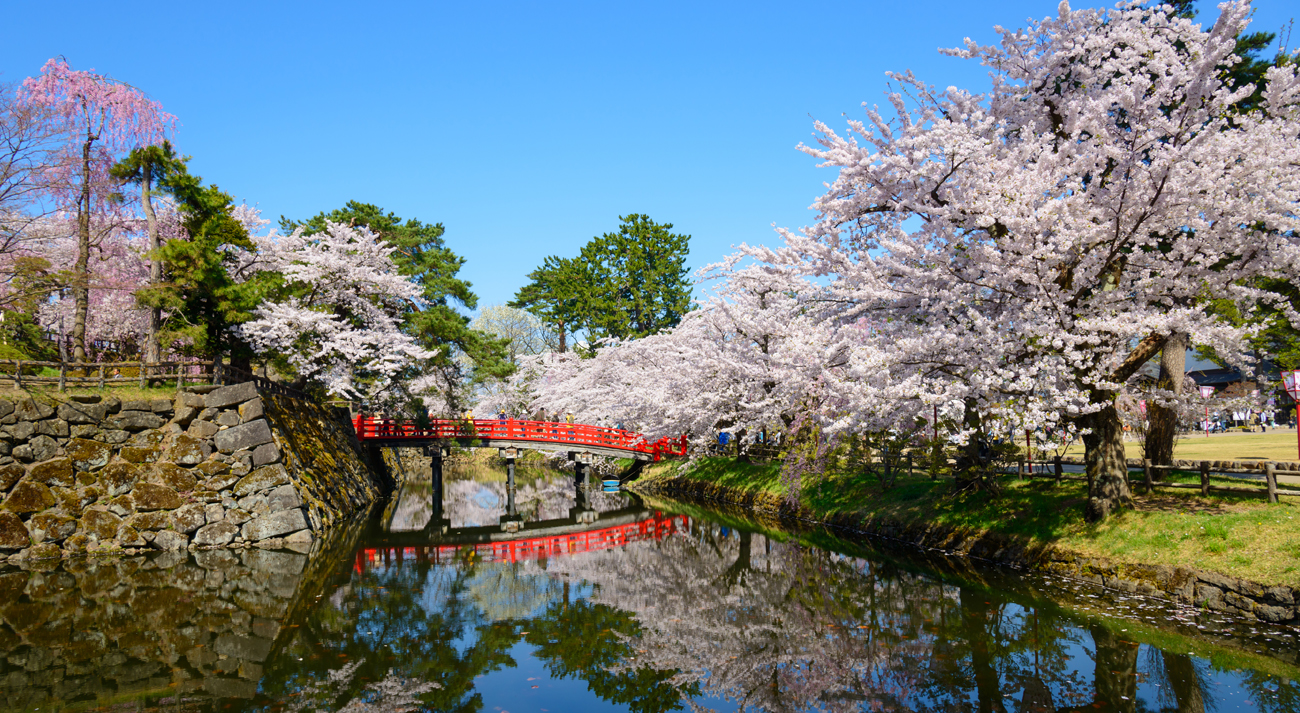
(0, 359), (217, 390)
(1017, 456), (1300, 504)
(0, 359), (310, 401)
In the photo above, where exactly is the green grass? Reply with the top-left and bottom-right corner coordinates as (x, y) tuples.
(638, 457), (1300, 588)
(2, 382), (191, 404)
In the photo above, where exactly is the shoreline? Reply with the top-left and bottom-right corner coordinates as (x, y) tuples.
(629, 464), (1300, 625)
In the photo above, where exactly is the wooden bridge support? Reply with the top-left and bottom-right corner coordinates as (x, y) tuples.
(569, 452), (599, 524)
(423, 444), (449, 534)
(501, 451), (523, 532)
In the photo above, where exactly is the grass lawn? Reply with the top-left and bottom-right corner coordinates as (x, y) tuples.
(1060, 430), (1300, 462)
(639, 457), (1300, 588)
(0, 382), (190, 404)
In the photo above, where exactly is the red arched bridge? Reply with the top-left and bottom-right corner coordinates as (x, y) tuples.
(352, 416), (688, 461)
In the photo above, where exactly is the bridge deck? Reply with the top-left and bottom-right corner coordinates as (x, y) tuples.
(353, 417), (687, 461)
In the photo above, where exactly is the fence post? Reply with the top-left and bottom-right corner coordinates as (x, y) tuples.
(13, 360), (20, 390)
(1142, 458), (1153, 495)
(907, 453), (913, 479)
(1199, 461), (1210, 497)
(59, 362), (66, 392)
(1054, 455), (1063, 485)
(176, 363), (185, 395)
(138, 360), (145, 389)
(1266, 463), (1279, 504)
(98, 364), (105, 390)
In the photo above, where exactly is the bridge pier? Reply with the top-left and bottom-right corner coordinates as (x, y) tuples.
(424, 444), (449, 534)
(569, 453), (599, 525)
(500, 452), (523, 533)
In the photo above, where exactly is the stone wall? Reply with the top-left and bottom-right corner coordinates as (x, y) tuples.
(0, 382), (381, 562)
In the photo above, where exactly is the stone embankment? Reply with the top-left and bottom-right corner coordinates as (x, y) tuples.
(632, 475), (1300, 625)
(0, 382), (380, 562)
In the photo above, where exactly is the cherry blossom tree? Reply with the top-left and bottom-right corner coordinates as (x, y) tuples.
(527, 1), (1300, 521)
(17, 58), (175, 361)
(517, 258), (846, 443)
(764, 0), (1300, 519)
(236, 221), (432, 401)
(34, 222), (150, 350)
(0, 80), (64, 307)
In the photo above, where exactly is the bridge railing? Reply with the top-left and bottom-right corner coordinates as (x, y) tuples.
(352, 416), (688, 460)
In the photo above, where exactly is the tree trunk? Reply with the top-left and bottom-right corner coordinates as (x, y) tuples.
(141, 162), (162, 365)
(721, 530), (752, 589)
(1161, 651), (1205, 713)
(960, 589), (1006, 713)
(1144, 331), (1187, 470)
(71, 135), (93, 363)
(1090, 625), (1138, 713)
(953, 398), (987, 491)
(1082, 401), (1132, 522)
(557, 319), (566, 353)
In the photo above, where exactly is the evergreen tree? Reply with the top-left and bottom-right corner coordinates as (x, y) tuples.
(110, 141), (185, 363)
(581, 214), (692, 342)
(508, 255), (592, 353)
(511, 214), (691, 353)
(142, 162), (262, 361)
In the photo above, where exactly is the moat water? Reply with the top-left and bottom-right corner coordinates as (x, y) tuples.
(0, 464), (1296, 712)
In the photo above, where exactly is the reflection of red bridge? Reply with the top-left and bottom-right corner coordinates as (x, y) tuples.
(356, 512), (689, 573)
(352, 417), (688, 461)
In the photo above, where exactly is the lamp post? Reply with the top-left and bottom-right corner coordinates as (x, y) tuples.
(1284, 372), (1300, 460)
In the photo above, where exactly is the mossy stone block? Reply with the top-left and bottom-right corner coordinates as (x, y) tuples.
(119, 447), (160, 464)
(4, 480), (54, 513)
(28, 459), (75, 488)
(150, 462), (198, 491)
(132, 483), (183, 511)
(98, 462), (140, 497)
(0, 464), (24, 492)
(80, 510), (122, 542)
(67, 439), (112, 472)
(0, 512), (30, 549)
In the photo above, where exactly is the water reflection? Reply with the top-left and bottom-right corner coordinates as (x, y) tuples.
(0, 530), (357, 710)
(385, 463), (635, 531)
(0, 465), (1295, 712)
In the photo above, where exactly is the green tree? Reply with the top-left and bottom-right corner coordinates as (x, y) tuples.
(109, 141), (185, 364)
(581, 214), (692, 342)
(141, 161), (261, 362)
(508, 255), (592, 353)
(281, 202), (512, 395)
(511, 214), (691, 353)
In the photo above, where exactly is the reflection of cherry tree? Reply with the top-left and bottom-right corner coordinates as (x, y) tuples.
(544, 523), (937, 711)
(543, 521), (1220, 713)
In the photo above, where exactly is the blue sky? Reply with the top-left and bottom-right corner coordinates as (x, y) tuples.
(2, 0), (1293, 312)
